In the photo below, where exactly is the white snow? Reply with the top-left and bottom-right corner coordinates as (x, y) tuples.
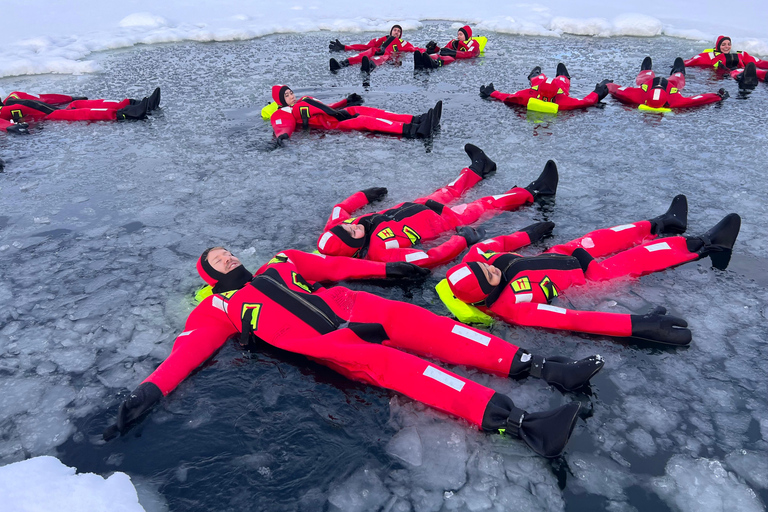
(0, 456), (145, 512)
(1, 0), (766, 79)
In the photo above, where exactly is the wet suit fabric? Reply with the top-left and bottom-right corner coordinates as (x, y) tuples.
(426, 38), (480, 66)
(345, 36), (419, 67)
(0, 91), (131, 122)
(458, 221), (698, 336)
(606, 70), (722, 109)
(143, 249), (522, 429)
(270, 96), (412, 138)
(489, 73), (600, 110)
(318, 169), (535, 267)
(684, 49), (768, 70)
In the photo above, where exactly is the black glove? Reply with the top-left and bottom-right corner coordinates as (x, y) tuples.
(425, 41), (439, 54)
(594, 79), (613, 101)
(276, 133), (289, 146)
(440, 48), (457, 57)
(345, 93), (364, 106)
(103, 382), (163, 440)
(630, 306), (691, 346)
(385, 262), (431, 279)
(6, 123), (29, 135)
(329, 39), (345, 52)
(521, 221), (555, 243)
(375, 48), (385, 56)
(456, 226), (486, 246)
(479, 83), (496, 99)
(362, 187), (388, 203)
(718, 88), (730, 100)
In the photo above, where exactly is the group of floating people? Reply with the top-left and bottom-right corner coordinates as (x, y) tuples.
(0, 25), (751, 458)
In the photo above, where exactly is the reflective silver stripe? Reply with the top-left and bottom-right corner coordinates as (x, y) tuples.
(376, 118), (394, 125)
(178, 330), (194, 337)
(645, 241), (671, 252)
(318, 232), (333, 250)
(212, 296), (228, 313)
(653, 89), (661, 101)
(451, 325), (490, 346)
(692, 95), (702, 100)
(423, 366), (465, 391)
(275, 119), (282, 125)
(332, 207), (341, 220)
(491, 193), (513, 200)
(385, 240), (399, 249)
(537, 304), (566, 314)
(610, 223), (635, 232)
(448, 266), (472, 285)
(619, 86), (627, 91)
(91, 108), (108, 111)
(405, 251), (428, 262)
(514, 293), (533, 303)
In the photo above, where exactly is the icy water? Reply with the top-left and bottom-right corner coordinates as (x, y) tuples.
(1, 23), (767, 512)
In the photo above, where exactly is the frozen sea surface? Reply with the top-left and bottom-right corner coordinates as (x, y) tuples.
(1, 24), (767, 511)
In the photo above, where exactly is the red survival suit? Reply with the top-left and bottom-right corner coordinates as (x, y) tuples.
(115, 249), (604, 457)
(486, 72), (603, 111)
(424, 25), (480, 67)
(343, 35), (420, 67)
(447, 214), (701, 344)
(0, 91), (143, 123)
(316, 168), (537, 267)
(685, 35), (768, 81)
(607, 67), (724, 109)
(269, 85), (415, 139)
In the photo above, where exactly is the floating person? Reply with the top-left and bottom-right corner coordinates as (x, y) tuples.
(413, 25), (482, 69)
(329, 24), (420, 73)
(268, 85), (441, 143)
(606, 57), (729, 112)
(316, 144), (558, 267)
(0, 88), (161, 123)
(442, 195), (742, 346)
(479, 63), (611, 114)
(684, 35), (768, 85)
(103, 246), (605, 458)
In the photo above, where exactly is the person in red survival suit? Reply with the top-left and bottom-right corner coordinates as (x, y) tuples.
(0, 88), (161, 124)
(607, 57), (728, 109)
(269, 85), (441, 144)
(446, 195), (742, 346)
(684, 35), (768, 87)
(316, 144), (559, 268)
(478, 63), (612, 111)
(413, 25), (480, 69)
(103, 246), (605, 457)
(329, 24), (423, 73)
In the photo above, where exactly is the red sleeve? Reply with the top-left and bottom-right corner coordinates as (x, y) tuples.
(462, 232), (532, 263)
(607, 84), (646, 105)
(490, 301), (633, 337)
(328, 98), (348, 109)
(142, 300), (237, 395)
(397, 41), (417, 53)
(0, 118), (13, 132)
(372, 235), (468, 268)
(324, 190), (370, 229)
(270, 108), (296, 138)
(489, 89), (531, 106)
(280, 249), (388, 281)
(684, 52), (716, 68)
(555, 91), (599, 110)
(345, 36), (384, 51)
(667, 93), (722, 108)
(455, 39), (480, 59)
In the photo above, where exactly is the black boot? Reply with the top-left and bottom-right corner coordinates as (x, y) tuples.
(481, 393), (581, 458)
(361, 56), (377, 73)
(146, 87), (161, 111)
(413, 51), (424, 70)
(524, 160), (559, 199)
(509, 350), (604, 391)
(416, 109), (434, 138)
(425, 55), (442, 69)
(433, 100), (442, 129)
(641, 56), (653, 71)
(670, 57), (686, 76)
(738, 62), (759, 89)
(556, 63), (571, 80)
(527, 66), (542, 81)
(648, 194), (688, 235)
(464, 143), (497, 178)
(686, 213), (741, 270)
(116, 98), (149, 121)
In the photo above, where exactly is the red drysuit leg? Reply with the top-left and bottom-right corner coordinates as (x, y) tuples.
(45, 109), (118, 121)
(268, 325), (496, 428)
(347, 48), (376, 65)
(68, 99), (130, 109)
(414, 169), (483, 205)
(344, 106), (413, 123)
(335, 115), (405, 135)
(585, 236), (698, 281)
(547, 221), (655, 258)
(322, 288), (520, 377)
(444, 187), (534, 227)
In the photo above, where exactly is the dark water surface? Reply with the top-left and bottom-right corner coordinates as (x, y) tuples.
(1, 23), (767, 512)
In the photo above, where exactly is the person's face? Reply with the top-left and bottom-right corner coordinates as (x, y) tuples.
(719, 39), (732, 53)
(207, 248), (242, 274)
(477, 262), (502, 287)
(391, 27), (402, 39)
(457, 30), (466, 42)
(284, 89), (296, 106)
(340, 223), (366, 239)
